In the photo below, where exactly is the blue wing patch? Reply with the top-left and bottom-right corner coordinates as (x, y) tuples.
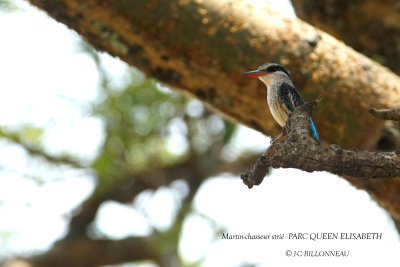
(309, 118), (322, 145)
(278, 83), (322, 145)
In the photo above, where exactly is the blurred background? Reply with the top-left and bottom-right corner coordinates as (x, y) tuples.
(0, 0), (400, 266)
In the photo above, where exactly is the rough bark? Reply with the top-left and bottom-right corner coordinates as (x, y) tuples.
(242, 100), (400, 188)
(28, 0), (400, 149)
(290, 0), (400, 153)
(370, 108), (400, 121)
(291, 0), (400, 73)
(26, 0), (400, 238)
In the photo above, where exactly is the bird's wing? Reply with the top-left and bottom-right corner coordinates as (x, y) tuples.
(278, 82), (304, 112)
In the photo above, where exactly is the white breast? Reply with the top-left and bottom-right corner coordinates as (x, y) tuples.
(258, 75), (290, 127)
(267, 90), (287, 127)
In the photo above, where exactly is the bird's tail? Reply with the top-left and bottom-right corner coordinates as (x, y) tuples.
(309, 118), (322, 145)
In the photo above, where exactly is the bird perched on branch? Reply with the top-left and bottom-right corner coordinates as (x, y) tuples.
(243, 63), (322, 145)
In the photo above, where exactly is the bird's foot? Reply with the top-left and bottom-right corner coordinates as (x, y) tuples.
(270, 132), (286, 144)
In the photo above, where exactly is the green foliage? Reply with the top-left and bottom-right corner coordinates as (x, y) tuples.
(19, 125), (44, 145)
(0, 0), (17, 12)
(92, 73), (185, 192)
(90, 54), (237, 197)
(0, 125), (43, 147)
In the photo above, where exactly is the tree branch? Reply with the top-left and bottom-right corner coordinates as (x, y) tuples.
(291, 0), (400, 74)
(67, 153), (259, 237)
(0, 128), (85, 169)
(14, 149), (255, 267)
(18, 236), (159, 267)
(241, 99), (400, 188)
(370, 108), (400, 121)
(66, 158), (198, 237)
(27, 0), (400, 150)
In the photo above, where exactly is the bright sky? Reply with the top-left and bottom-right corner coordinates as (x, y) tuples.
(0, 0), (399, 266)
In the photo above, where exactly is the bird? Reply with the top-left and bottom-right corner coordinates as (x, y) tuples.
(243, 63), (322, 145)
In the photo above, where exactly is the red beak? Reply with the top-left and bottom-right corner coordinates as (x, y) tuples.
(242, 70), (266, 77)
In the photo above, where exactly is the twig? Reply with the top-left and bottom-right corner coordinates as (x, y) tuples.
(0, 128), (85, 169)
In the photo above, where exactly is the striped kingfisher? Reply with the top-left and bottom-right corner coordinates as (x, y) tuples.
(243, 63), (322, 145)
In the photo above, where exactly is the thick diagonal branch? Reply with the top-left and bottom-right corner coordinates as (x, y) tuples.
(291, 0), (400, 74)
(27, 0), (400, 150)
